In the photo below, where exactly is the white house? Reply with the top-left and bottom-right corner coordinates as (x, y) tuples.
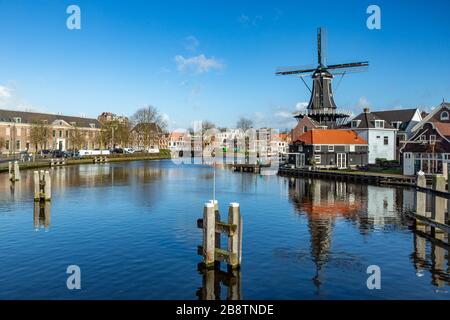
(348, 108), (397, 164)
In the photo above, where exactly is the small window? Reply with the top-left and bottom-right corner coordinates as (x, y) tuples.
(16, 140), (20, 150)
(376, 136), (380, 139)
(5, 140), (9, 150)
(52, 130), (56, 138)
(420, 135), (427, 141)
(14, 117), (21, 123)
(314, 155), (321, 164)
(328, 145), (334, 152)
(440, 111), (449, 121)
(430, 135), (436, 144)
(315, 145), (321, 152)
(374, 120), (384, 128)
(59, 130), (62, 138)
(384, 136), (389, 145)
(351, 120), (360, 128)
(303, 126), (308, 133)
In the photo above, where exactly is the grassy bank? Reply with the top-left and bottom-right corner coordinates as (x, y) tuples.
(0, 150), (171, 174)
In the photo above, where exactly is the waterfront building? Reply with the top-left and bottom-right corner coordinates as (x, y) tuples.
(347, 107), (397, 164)
(130, 123), (166, 151)
(401, 102), (450, 175)
(168, 131), (189, 152)
(0, 109), (102, 154)
(370, 108), (423, 160)
(288, 129), (368, 169)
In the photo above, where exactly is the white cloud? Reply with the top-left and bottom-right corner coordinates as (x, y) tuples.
(175, 54), (224, 74)
(184, 35), (200, 52)
(0, 85), (12, 99)
(356, 96), (371, 109)
(295, 101), (308, 111)
(238, 14), (263, 26)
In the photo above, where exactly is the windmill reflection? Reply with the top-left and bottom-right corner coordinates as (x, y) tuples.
(288, 178), (366, 291)
(33, 201), (51, 231)
(196, 263), (242, 300)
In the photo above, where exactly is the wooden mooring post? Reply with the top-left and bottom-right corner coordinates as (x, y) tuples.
(8, 161), (20, 182)
(197, 202), (243, 270)
(409, 172), (449, 236)
(34, 170), (51, 202)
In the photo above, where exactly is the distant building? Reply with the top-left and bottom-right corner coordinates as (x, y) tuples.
(130, 123), (165, 150)
(97, 112), (129, 125)
(348, 107), (397, 164)
(289, 129), (368, 169)
(401, 102), (450, 175)
(291, 115), (326, 142)
(0, 109), (102, 154)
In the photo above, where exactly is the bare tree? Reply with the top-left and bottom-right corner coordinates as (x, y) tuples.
(68, 127), (85, 150)
(236, 117), (253, 131)
(29, 121), (51, 153)
(201, 120), (215, 133)
(131, 106), (167, 149)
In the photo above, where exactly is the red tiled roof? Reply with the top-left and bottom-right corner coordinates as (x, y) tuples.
(434, 122), (450, 139)
(296, 129), (368, 145)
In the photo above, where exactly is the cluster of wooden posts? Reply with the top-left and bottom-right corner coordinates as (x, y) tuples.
(50, 158), (66, 167)
(33, 170), (52, 202)
(8, 161), (20, 182)
(197, 201), (243, 270)
(93, 156), (109, 163)
(411, 171), (449, 237)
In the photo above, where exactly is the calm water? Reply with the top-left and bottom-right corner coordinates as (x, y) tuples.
(0, 160), (448, 299)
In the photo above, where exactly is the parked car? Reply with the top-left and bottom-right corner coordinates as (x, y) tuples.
(52, 150), (65, 158)
(65, 150), (80, 159)
(123, 148), (135, 154)
(111, 148), (124, 154)
(40, 150), (51, 158)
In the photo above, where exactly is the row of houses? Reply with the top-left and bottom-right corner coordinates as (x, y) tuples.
(288, 102), (450, 176)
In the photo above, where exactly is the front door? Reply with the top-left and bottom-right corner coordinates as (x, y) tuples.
(58, 140), (63, 151)
(337, 153), (347, 169)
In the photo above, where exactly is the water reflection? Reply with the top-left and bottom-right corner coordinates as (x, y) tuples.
(33, 201), (51, 231)
(196, 264), (242, 300)
(288, 177), (449, 291)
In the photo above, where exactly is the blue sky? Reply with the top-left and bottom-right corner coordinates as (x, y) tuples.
(0, 0), (449, 130)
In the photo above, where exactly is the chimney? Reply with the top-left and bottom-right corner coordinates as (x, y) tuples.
(363, 107), (370, 113)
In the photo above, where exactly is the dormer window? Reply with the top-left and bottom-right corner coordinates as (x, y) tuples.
(441, 111), (449, 121)
(391, 121), (402, 129)
(351, 120), (361, 128)
(374, 120), (384, 128)
(70, 122), (77, 126)
(13, 117), (21, 123)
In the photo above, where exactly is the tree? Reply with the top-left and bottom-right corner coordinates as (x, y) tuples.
(131, 106), (167, 149)
(29, 121), (51, 153)
(100, 121), (131, 148)
(0, 136), (4, 154)
(68, 127), (85, 150)
(131, 105), (167, 130)
(236, 117), (253, 132)
(201, 120), (215, 134)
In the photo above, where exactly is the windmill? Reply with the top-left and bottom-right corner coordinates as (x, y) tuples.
(276, 27), (369, 128)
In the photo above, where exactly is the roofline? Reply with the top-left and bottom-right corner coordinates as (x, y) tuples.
(0, 108), (99, 121)
(411, 103), (449, 132)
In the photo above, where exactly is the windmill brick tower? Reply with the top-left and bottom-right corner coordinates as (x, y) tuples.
(276, 28), (369, 128)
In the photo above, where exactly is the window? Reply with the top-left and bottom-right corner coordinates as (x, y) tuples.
(391, 121), (402, 129)
(59, 130), (62, 138)
(374, 120), (384, 128)
(430, 135), (436, 144)
(52, 130), (56, 138)
(384, 136), (389, 145)
(16, 140), (20, 150)
(315, 145), (321, 152)
(376, 136), (380, 139)
(70, 122), (77, 126)
(420, 135), (427, 141)
(89, 123), (96, 128)
(441, 111), (449, 121)
(26, 142), (30, 150)
(351, 120), (361, 128)
(328, 145), (334, 152)
(13, 117), (21, 123)
(314, 155), (321, 164)
(5, 140), (9, 150)
(303, 126), (308, 133)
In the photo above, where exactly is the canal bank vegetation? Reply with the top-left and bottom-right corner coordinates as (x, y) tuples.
(0, 149), (171, 174)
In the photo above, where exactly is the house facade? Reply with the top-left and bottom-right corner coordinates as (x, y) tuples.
(371, 108), (423, 160)
(401, 102), (450, 175)
(348, 108), (397, 164)
(0, 109), (102, 154)
(288, 129), (369, 169)
(291, 115), (326, 142)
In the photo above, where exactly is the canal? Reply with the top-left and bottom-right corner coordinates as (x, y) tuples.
(0, 160), (448, 299)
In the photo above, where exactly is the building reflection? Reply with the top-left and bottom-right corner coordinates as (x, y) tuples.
(33, 201), (51, 231)
(196, 264), (242, 300)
